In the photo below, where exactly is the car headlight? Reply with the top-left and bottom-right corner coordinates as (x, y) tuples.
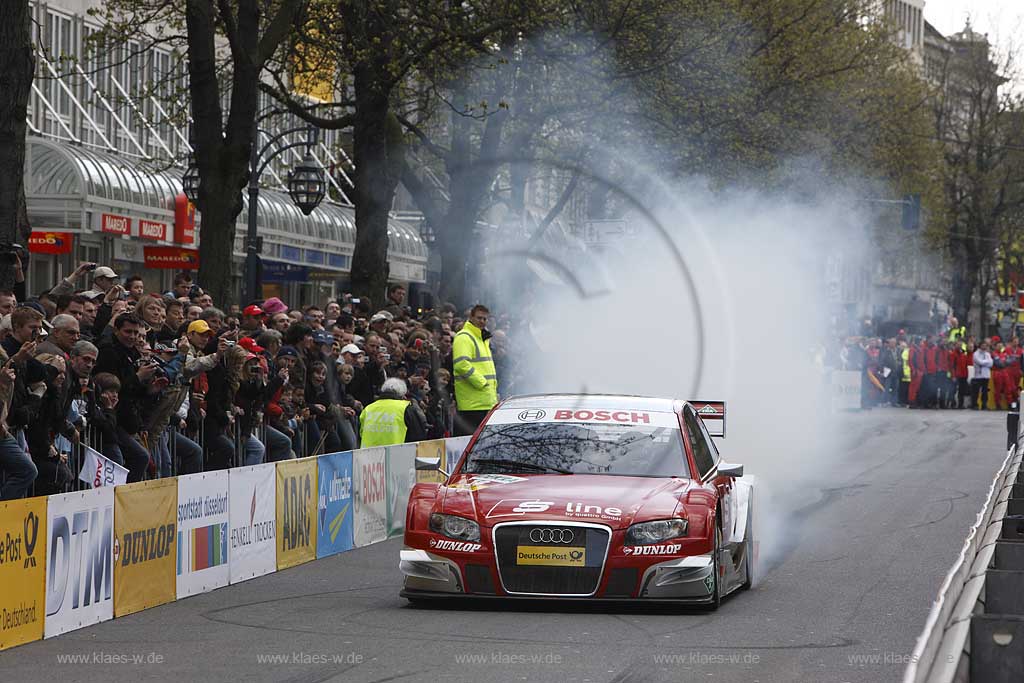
(429, 513), (481, 542)
(625, 519), (688, 545)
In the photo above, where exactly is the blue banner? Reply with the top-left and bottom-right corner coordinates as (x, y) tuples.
(304, 249), (325, 264)
(328, 253), (348, 268)
(317, 451), (354, 558)
(280, 245), (301, 261)
(263, 261), (309, 282)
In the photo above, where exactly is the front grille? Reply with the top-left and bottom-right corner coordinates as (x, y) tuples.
(494, 523), (610, 595)
(465, 564), (496, 594)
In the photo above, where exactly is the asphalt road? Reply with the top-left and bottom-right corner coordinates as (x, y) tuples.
(2, 409), (1009, 683)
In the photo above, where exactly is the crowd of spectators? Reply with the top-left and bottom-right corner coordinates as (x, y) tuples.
(0, 258), (515, 500)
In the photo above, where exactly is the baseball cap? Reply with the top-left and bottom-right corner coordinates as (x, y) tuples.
(238, 337), (265, 354)
(340, 343), (363, 356)
(243, 304), (263, 317)
(314, 331), (334, 345)
(261, 297), (288, 315)
(187, 320), (212, 335)
(93, 266), (118, 279)
(370, 311), (393, 324)
(277, 345), (300, 358)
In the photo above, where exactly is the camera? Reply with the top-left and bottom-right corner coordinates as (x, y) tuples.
(85, 263), (97, 271)
(0, 243), (28, 266)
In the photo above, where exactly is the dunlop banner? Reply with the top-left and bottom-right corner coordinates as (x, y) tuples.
(0, 498), (46, 650)
(176, 471), (230, 599)
(415, 439), (446, 484)
(45, 488), (114, 638)
(353, 447), (387, 547)
(317, 452), (353, 558)
(114, 479), (177, 617)
(276, 458), (317, 569)
(386, 444), (416, 537)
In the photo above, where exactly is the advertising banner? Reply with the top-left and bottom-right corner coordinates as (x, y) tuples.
(78, 446), (128, 488)
(27, 231), (73, 255)
(0, 498), (47, 650)
(45, 488), (114, 638)
(176, 471), (230, 599)
(144, 246), (200, 269)
(316, 452), (353, 558)
(276, 458), (317, 570)
(445, 436), (472, 468)
(830, 371), (862, 412)
(99, 213), (131, 235)
(139, 219), (167, 241)
(415, 439), (446, 484)
(173, 194), (196, 245)
(386, 444), (417, 537)
(353, 447), (387, 547)
(229, 463), (277, 584)
(114, 479), (177, 618)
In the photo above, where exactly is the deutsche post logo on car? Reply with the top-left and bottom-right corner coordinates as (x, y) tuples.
(516, 545), (586, 566)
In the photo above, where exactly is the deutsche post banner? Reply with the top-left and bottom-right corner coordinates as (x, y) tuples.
(229, 463), (277, 583)
(45, 488), (114, 638)
(0, 498), (47, 650)
(316, 452), (353, 558)
(276, 458), (317, 569)
(114, 479), (177, 617)
(415, 439), (446, 484)
(386, 444), (416, 537)
(176, 471), (230, 599)
(353, 447), (387, 547)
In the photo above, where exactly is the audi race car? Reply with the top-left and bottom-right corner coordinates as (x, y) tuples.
(400, 395), (755, 607)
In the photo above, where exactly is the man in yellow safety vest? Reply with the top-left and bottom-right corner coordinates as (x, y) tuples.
(359, 378), (427, 447)
(452, 304), (498, 436)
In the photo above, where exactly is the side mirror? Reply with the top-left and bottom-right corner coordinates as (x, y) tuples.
(718, 462), (743, 478)
(416, 455), (441, 471)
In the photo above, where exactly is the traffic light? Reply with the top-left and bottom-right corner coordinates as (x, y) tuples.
(902, 194), (921, 230)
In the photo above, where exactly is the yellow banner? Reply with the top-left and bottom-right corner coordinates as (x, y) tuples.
(114, 479), (177, 617)
(516, 545), (586, 567)
(277, 458), (317, 569)
(415, 440), (446, 484)
(0, 498), (46, 650)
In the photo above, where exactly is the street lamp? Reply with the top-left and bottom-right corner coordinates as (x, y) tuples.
(183, 119), (326, 304)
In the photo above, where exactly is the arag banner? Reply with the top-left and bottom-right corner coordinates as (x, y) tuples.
(386, 444), (416, 537)
(114, 479), (177, 617)
(176, 471), (230, 599)
(276, 458), (317, 569)
(0, 498), (47, 650)
(45, 488), (114, 638)
(317, 451), (353, 558)
(415, 439), (446, 484)
(353, 447), (387, 547)
(229, 463), (277, 583)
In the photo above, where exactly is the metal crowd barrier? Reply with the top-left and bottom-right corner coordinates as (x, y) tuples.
(904, 402), (1024, 682)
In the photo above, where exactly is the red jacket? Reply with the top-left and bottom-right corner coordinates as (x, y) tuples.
(937, 348), (950, 373)
(925, 346), (938, 374)
(954, 349), (971, 379)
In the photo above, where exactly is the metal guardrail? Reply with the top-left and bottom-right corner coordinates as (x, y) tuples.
(904, 403), (1024, 682)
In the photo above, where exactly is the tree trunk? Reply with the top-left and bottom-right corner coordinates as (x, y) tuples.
(0, 1), (33, 289)
(349, 74), (403, 304)
(197, 178), (244, 305)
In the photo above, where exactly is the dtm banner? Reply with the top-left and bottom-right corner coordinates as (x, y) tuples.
(114, 479), (177, 617)
(229, 464), (277, 584)
(45, 488), (114, 638)
(316, 452), (353, 558)
(831, 371), (862, 411)
(276, 458), (317, 569)
(0, 498), (47, 650)
(353, 447), (387, 547)
(386, 444), (416, 537)
(176, 471), (230, 599)
(415, 439), (446, 484)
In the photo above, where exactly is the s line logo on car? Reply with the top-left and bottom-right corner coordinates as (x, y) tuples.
(623, 544), (682, 556)
(486, 499), (623, 520)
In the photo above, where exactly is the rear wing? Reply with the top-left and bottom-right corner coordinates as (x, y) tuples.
(690, 400), (726, 438)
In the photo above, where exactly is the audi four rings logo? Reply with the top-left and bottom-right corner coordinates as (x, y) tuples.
(529, 528), (575, 543)
(518, 409), (546, 421)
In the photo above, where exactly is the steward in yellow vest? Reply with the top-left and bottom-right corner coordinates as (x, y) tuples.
(452, 305), (498, 436)
(359, 378), (427, 447)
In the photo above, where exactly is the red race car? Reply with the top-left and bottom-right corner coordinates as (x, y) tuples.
(400, 394), (754, 607)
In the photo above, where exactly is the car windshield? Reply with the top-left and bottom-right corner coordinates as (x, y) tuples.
(462, 422), (689, 478)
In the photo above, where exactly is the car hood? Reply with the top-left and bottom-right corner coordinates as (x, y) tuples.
(440, 473), (695, 530)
